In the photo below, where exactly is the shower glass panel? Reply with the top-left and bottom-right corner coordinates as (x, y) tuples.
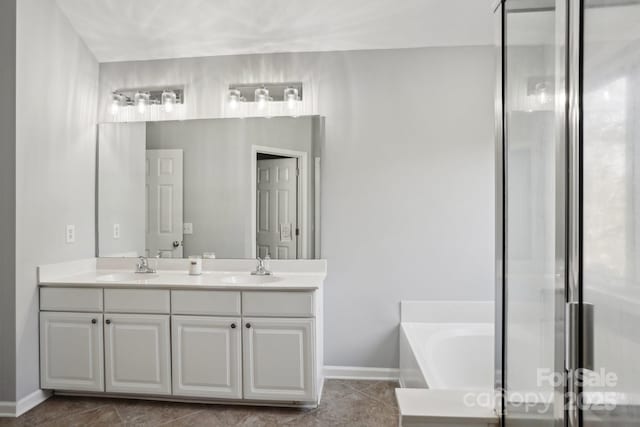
(503, 0), (565, 424)
(582, 0), (640, 424)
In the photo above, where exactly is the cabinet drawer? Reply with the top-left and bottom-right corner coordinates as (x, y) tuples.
(242, 291), (314, 317)
(40, 287), (103, 312)
(172, 290), (241, 316)
(104, 289), (170, 314)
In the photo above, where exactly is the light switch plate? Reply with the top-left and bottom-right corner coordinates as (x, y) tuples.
(183, 223), (193, 235)
(66, 225), (75, 243)
(113, 223), (120, 239)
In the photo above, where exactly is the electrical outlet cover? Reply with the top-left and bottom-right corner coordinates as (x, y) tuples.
(183, 223), (193, 235)
(66, 225), (75, 243)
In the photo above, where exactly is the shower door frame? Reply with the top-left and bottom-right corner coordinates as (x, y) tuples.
(493, 0), (506, 420)
(495, 0), (577, 425)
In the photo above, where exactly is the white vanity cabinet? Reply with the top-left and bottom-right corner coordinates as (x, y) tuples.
(39, 283), (323, 407)
(104, 314), (171, 395)
(40, 311), (104, 392)
(243, 317), (315, 401)
(102, 289), (172, 395)
(171, 315), (242, 399)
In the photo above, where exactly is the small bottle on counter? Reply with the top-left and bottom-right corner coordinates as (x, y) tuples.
(188, 256), (202, 275)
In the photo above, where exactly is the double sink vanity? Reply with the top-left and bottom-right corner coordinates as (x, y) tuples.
(38, 258), (325, 407)
(38, 116), (329, 408)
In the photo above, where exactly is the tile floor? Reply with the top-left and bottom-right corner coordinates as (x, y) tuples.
(0, 380), (399, 426)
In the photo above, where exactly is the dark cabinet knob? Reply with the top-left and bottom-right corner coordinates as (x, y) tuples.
(105, 319), (112, 325)
(91, 319), (97, 324)
(245, 323), (251, 329)
(231, 323), (237, 329)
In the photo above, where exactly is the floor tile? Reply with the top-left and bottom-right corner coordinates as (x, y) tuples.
(4, 380), (400, 427)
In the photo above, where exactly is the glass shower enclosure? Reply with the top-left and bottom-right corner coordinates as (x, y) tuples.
(495, 0), (640, 425)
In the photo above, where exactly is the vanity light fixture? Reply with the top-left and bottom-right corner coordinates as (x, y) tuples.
(254, 87), (271, 110)
(161, 90), (177, 113)
(226, 83), (303, 118)
(134, 91), (151, 114)
(107, 87), (184, 118)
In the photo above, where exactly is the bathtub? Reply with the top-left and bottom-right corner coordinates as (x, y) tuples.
(400, 322), (494, 390)
(397, 302), (498, 426)
(399, 301), (495, 390)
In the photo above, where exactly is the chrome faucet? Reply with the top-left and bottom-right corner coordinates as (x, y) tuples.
(135, 256), (157, 274)
(251, 257), (271, 276)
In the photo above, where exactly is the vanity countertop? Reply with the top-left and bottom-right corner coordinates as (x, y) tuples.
(38, 269), (324, 291)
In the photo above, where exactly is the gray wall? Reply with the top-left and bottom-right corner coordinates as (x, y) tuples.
(146, 117), (318, 259)
(0, 0), (17, 403)
(98, 123), (146, 257)
(15, 0), (99, 400)
(100, 46), (496, 369)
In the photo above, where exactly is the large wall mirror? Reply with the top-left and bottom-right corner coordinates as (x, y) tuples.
(97, 116), (324, 259)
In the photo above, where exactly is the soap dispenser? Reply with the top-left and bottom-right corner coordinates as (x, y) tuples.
(264, 253), (271, 272)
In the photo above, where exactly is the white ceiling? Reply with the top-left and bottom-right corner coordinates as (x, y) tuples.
(55, 0), (496, 63)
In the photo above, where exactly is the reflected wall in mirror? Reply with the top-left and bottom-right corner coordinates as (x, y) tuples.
(97, 116), (324, 259)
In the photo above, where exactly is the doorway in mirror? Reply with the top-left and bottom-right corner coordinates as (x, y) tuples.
(256, 154), (299, 259)
(145, 149), (184, 258)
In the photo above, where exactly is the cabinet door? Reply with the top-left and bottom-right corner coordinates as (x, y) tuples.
(40, 312), (104, 392)
(243, 317), (315, 402)
(104, 314), (171, 395)
(172, 316), (242, 398)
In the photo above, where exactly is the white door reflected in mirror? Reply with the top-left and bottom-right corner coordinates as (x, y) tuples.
(256, 156), (298, 260)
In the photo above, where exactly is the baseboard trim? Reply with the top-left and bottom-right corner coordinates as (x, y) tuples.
(0, 402), (14, 418)
(17, 389), (51, 417)
(323, 366), (400, 381)
(0, 389), (52, 418)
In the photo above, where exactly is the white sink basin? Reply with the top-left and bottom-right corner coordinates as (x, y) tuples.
(97, 273), (159, 282)
(221, 275), (281, 285)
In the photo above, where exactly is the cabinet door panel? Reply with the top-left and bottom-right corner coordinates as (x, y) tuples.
(104, 314), (171, 395)
(172, 316), (242, 398)
(243, 317), (315, 401)
(40, 312), (104, 392)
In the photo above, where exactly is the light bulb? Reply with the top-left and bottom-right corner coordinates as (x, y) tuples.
(110, 93), (123, 116)
(228, 89), (242, 110)
(254, 87), (269, 111)
(539, 90), (548, 105)
(162, 90), (177, 113)
(283, 87), (299, 111)
(110, 99), (119, 116)
(134, 91), (150, 115)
